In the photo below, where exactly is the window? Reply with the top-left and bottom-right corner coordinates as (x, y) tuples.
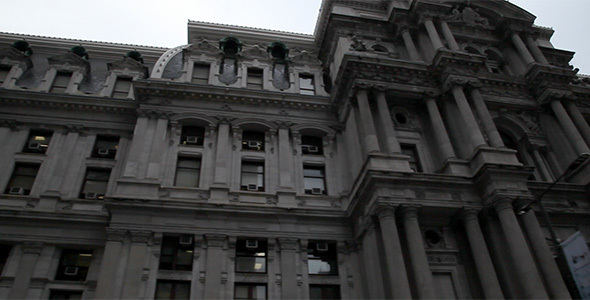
(159, 235), (194, 271)
(91, 135), (119, 159)
(192, 63), (210, 84)
(303, 166), (326, 195)
(241, 161), (264, 192)
(301, 135), (323, 155)
(401, 144), (422, 172)
(0, 65), (11, 85)
(485, 50), (504, 74)
(299, 74), (315, 95)
(0, 244), (11, 276)
(247, 68), (263, 90)
(309, 285), (341, 300)
(112, 77), (132, 98)
(79, 168), (111, 200)
(180, 126), (205, 146)
(51, 72), (72, 93)
(174, 157), (201, 188)
(235, 284), (266, 300)
(23, 129), (52, 154)
(55, 249), (93, 281)
(49, 290), (83, 300)
(155, 280), (190, 300)
(4, 163), (39, 195)
(235, 238), (266, 273)
(307, 241), (338, 275)
(242, 131), (265, 151)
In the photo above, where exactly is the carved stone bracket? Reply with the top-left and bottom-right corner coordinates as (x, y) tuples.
(442, 75), (479, 92)
(278, 238), (298, 251)
(106, 228), (127, 242)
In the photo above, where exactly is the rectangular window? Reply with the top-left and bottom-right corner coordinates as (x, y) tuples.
(155, 280), (191, 300)
(192, 63), (210, 84)
(49, 290), (83, 300)
(299, 74), (315, 95)
(242, 131), (265, 151)
(0, 65), (11, 85)
(112, 77), (133, 98)
(55, 249), (93, 281)
(51, 72), (72, 93)
(247, 68), (263, 90)
(235, 283), (266, 300)
(180, 126), (205, 146)
(159, 235), (194, 271)
(303, 166), (326, 195)
(401, 144), (422, 172)
(23, 129), (53, 154)
(80, 168), (111, 200)
(235, 238), (266, 273)
(4, 163), (40, 195)
(309, 285), (341, 300)
(301, 135), (323, 155)
(0, 244), (11, 276)
(241, 161), (264, 192)
(91, 135), (119, 159)
(174, 157), (201, 188)
(307, 241), (338, 275)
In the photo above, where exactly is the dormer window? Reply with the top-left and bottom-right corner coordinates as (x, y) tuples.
(112, 77), (132, 99)
(242, 131), (265, 151)
(299, 74), (315, 95)
(51, 71), (72, 93)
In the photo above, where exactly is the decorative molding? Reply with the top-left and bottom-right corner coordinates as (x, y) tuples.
(130, 230), (152, 243)
(106, 228), (127, 242)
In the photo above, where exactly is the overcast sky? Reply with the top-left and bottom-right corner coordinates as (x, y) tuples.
(0, 0), (588, 73)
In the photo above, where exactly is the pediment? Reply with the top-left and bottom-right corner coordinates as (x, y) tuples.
(107, 57), (149, 78)
(0, 46), (32, 68)
(184, 37), (220, 56)
(241, 44), (268, 60)
(291, 50), (321, 65)
(48, 51), (90, 73)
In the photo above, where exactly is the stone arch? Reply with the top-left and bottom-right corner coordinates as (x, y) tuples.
(233, 118), (275, 131)
(291, 124), (335, 137)
(171, 113), (217, 126)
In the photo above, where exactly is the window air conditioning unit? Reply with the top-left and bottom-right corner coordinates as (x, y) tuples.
(247, 141), (260, 148)
(179, 235), (193, 245)
(64, 266), (79, 276)
(246, 240), (259, 249)
(316, 242), (329, 252)
(247, 184), (258, 191)
(97, 149), (110, 156)
(9, 187), (24, 195)
(307, 146), (319, 153)
(28, 142), (41, 150)
(186, 136), (201, 144)
(311, 188), (323, 195)
(85, 192), (98, 199)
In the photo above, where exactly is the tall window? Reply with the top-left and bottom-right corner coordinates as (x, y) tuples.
(55, 249), (93, 281)
(236, 238), (266, 273)
(51, 72), (72, 93)
(112, 77), (132, 98)
(155, 280), (190, 300)
(49, 290), (83, 300)
(235, 284), (266, 300)
(174, 157), (201, 188)
(247, 68), (263, 90)
(159, 235), (194, 271)
(303, 166), (326, 195)
(242, 131), (265, 151)
(241, 161), (265, 192)
(301, 135), (323, 155)
(309, 285), (341, 300)
(307, 241), (337, 275)
(80, 168), (111, 200)
(4, 163), (40, 195)
(299, 74), (315, 95)
(192, 63), (210, 84)
(0, 245), (11, 276)
(180, 126), (205, 146)
(401, 144), (422, 172)
(92, 135), (119, 159)
(0, 65), (11, 85)
(23, 130), (53, 154)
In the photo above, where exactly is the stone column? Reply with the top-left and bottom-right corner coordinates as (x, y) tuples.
(525, 36), (549, 64)
(278, 126), (294, 188)
(459, 209), (504, 299)
(214, 122), (231, 184)
(360, 229), (386, 299)
(401, 206), (435, 299)
(531, 148), (553, 181)
(121, 231), (151, 299)
(377, 207), (412, 298)
(493, 199), (548, 299)
(469, 88), (504, 147)
(95, 229), (127, 299)
(356, 89), (381, 153)
(123, 115), (149, 177)
(375, 92), (401, 154)
(511, 32), (536, 66)
(401, 27), (421, 61)
(450, 85), (487, 148)
(423, 17), (444, 50)
(425, 96), (455, 160)
(564, 100), (590, 148)
(550, 99), (590, 155)
(203, 235), (226, 299)
(146, 116), (169, 179)
(439, 20), (459, 51)
(520, 210), (571, 299)
(279, 238), (298, 299)
(8, 243), (43, 300)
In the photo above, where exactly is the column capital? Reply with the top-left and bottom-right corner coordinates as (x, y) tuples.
(399, 205), (420, 220)
(278, 238), (299, 251)
(106, 228), (128, 242)
(205, 234), (227, 248)
(457, 208), (479, 223)
(418, 12), (437, 24)
(375, 205), (398, 221)
(537, 88), (576, 105)
(442, 75), (479, 93)
(22, 242), (44, 255)
(421, 90), (440, 102)
(396, 24), (415, 37)
(492, 197), (514, 213)
(129, 230), (152, 243)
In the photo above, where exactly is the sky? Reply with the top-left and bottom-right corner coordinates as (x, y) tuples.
(0, 0), (588, 73)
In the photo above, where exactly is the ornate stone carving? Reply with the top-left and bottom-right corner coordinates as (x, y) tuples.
(427, 254), (458, 265)
(278, 238), (298, 251)
(349, 35), (367, 51)
(130, 230), (152, 243)
(445, 6), (489, 26)
(0, 119), (19, 131)
(206, 235), (226, 248)
(107, 57), (149, 78)
(106, 228), (127, 242)
(22, 242), (44, 255)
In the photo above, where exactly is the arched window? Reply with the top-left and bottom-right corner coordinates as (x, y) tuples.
(219, 37), (242, 85)
(485, 49), (504, 74)
(267, 41), (290, 90)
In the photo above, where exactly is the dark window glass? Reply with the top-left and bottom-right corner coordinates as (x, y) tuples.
(159, 235), (194, 271)
(91, 135), (119, 159)
(236, 239), (266, 273)
(49, 290), (83, 300)
(242, 131), (265, 151)
(55, 249), (93, 281)
(401, 144), (422, 172)
(309, 285), (341, 300)
(304, 166), (326, 195)
(247, 68), (263, 90)
(4, 163), (39, 195)
(192, 63), (210, 84)
(301, 136), (323, 155)
(155, 280), (190, 300)
(112, 77), (132, 98)
(174, 157), (201, 188)
(307, 241), (338, 275)
(0, 245), (11, 276)
(23, 130), (53, 154)
(51, 72), (72, 93)
(241, 161), (264, 192)
(235, 284), (266, 300)
(299, 74), (315, 95)
(0, 66), (11, 85)
(80, 168), (111, 200)
(180, 126), (205, 146)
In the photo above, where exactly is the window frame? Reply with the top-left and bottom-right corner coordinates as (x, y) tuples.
(174, 156), (201, 188)
(191, 63), (210, 84)
(303, 165), (327, 195)
(91, 135), (119, 159)
(51, 71), (72, 93)
(23, 129), (53, 154)
(79, 168), (111, 200)
(159, 235), (194, 271)
(155, 280), (191, 300)
(234, 283), (267, 300)
(242, 131), (265, 151)
(307, 241), (338, 276)
(54, 249), (93, 281)
(235, 238), (267, 273)
(111, 76), (133, 99)
(299, 74), (315, 95)
(4, 162), (40, 195)
(240, 161), (265, 192)
(246, 68), (264, 90)
(180, 126), (205, 146)
(301, 135), (323, 155)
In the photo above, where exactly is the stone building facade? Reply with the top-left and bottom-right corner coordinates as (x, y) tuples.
(0, 0), (589, 299)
